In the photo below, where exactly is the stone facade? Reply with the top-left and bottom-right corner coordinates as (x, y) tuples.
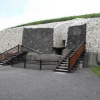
(0, 28), (23, 53)
(86, 18), (100, 53)
(53, 21), (73, 47)
(1, 18), (100, 66)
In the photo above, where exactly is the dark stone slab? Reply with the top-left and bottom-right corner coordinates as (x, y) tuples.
(82, 52), (98, 67)
(97, 53), (100, 65)
(22, 28), (54, 54)
(67, 24), (86, 50)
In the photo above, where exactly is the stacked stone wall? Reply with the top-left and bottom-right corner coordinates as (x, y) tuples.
(0, 28), (23, 53)
(86, 18), (100, 53)
(53, 22), (73, 47)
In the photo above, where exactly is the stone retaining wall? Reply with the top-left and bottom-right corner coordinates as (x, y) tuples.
(86, 18), (100, 53)
(53, 21), (73, 47)
(1, 18), (100, 67)
(0, 28), (23, 53)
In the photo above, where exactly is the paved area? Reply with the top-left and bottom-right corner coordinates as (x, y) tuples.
(0, 63), (100, 100)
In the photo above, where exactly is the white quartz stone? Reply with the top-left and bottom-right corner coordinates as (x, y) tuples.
(1, 18), (100, 53)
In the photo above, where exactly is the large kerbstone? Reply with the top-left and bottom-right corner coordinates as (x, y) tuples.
(96, 53), (100, 65)
(22, 28), (54, 54)
(83, 52), (98, 67)
(26, 53), (62, 61)
(67, 24), (86, 50)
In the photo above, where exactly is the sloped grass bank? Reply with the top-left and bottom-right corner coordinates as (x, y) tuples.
(92, 66), (100, 76)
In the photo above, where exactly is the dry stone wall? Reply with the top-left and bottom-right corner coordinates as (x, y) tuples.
(0, 28), (23, 53)
(53, 21), (73, 47)
(86, 18), (100, 53)
(1, 18), (100, 67)
(1, 18), (100, 54)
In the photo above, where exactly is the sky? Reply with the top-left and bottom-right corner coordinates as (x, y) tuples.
(0, 0), (100, 30)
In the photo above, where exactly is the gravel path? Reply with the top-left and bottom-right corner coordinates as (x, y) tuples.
(0, 64), (100, 100)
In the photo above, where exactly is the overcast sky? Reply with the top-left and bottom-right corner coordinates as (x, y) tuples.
(0, 0), (100, 30)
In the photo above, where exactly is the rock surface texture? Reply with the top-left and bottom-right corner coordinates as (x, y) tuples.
(67, 24), (86, 50)
(22, 28), (54, 54)
(0, 27), (23, 53)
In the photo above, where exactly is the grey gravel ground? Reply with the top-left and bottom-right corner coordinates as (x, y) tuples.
(0, 63), (100, 100)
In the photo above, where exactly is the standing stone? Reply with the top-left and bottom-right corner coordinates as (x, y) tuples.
(22, 28), (54, 54)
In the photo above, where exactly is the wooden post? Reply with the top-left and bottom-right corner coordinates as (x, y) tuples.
(68, 57), (71, 73)
(18, 45), (19, 52)
(40, 60), (42, 70)
(11, 58), (13, 67)
(24, 58), (26, 68)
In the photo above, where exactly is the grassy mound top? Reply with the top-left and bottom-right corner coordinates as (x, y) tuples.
(15, 13), (100, 27)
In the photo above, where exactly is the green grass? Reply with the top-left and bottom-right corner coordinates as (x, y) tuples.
(92, 66), (100, 76)
(13, 13), (100, 28)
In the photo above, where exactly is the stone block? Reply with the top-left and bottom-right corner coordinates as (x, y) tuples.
(83, 52), (98, 67)
(67, 24), (86, 50)
(22, 28), (54, 54)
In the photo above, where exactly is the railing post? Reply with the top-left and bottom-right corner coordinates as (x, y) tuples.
(68, 57), (71, 73)
(40, 60), (42, 70)
(18, 44), (19, 52)
(24, 57), (26, 68)
(11, 58), (13, 67)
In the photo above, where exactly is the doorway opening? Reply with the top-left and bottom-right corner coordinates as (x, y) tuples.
(52, 47), (65, 55)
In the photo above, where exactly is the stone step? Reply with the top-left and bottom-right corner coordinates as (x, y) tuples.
(63, 60), (69, 62)
(58, 64), (68, 67)
(7, 55), (16, 59)
(54, 68), (68, 72)
(61, 61), (68, 64)
(0, 62), (4, 65)
(63, 58), (69, 60)
(58, 66), (68, 69)
(60, 64), (68, 66)
(1, 59), (10, 62)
